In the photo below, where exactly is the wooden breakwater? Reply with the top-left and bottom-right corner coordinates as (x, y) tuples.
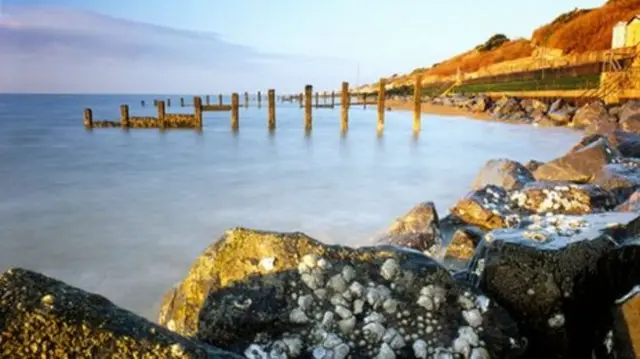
(83, 78), (424, 133)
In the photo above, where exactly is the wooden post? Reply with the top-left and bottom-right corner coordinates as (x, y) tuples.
(377, 78), (386, 131)
(304, 85), (312, 130)
(341, 82), (349, 131)
(363, 93), (367, 109)
(194, 96), (203, 128)
(167, 98), (171, 107)
(299, 93), (303, 108)
(218, 94), (223, 105)
(157, 100), (166, 129)
(257, 91), (262, 108)
(206, 95), (210, 106)
(120, 104), (130, 128)
(231, 93), (240, 130)
(413, 74), (423, 132)
(244, 92), (249, 108)
(83, 108), (93, 128)
(180, 97), (184, 107)
(331, 91), (335, 108)
(268, 89), (276, 130)
(315, 92), (319, 107)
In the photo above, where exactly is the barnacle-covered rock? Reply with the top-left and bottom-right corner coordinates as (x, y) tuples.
(510, 182), (618, 215)
(594, 159), (640, 202)
(444, 228), (484, 270)
(162, 228), (526, 358)
(450, 185), (524, 230)
(0, 268), (240, 359)
(468, 212), (640, 358)
(379, 202), (443, 256)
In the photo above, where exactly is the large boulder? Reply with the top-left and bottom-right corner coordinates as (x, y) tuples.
(609, 290), (640, 358)
(450, 185), (522, 230)
(161, 228), (527, 358)
(470, 96), (490, 113)
(471, 159), (535, 191)
(379, 202), (443, 256)
(533, 137), (621, 182)
(617, 190), (640, 212)
(443, 228), (484, 270)
(0, 268), (240, 359)
(492, 97), (526, 121)
(572, 100), (616, 130)
(510, 181), (618, 215)
(468, 212), (640, 358)
(619, 101), (640, 134)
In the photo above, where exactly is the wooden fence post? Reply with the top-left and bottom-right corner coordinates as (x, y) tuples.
(194, 96), (203, 128)
(206, 95), (210, 106)
(341, 82), (349, 131)
(244, 92), (249, 108)
(268, 89), (276, 130)
(167, 98), (171, 107)
(315, 92), (319, 107)
(363, 93), (367, 109)
(299, 93), (303, 108)
(231, 93), (240, 130)
(304, 85), (313, 130)
(377, 78), (386, 131)
(157, 100), (166, 129)
(83, 108), (93, 128)
(413, 74), (423, 132)
(218, 94), (223, 106)
(257, 91), (262, 108)
(120, 104), (130, 128)
(331, 91), (335, 108)
(180, 97), (184, 107)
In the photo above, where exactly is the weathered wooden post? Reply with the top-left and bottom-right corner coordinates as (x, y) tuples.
(194, 96), (203, 128)
(157, 100), (166, 129)
(363, 93), (367, 109)
(206, 95), (210, 106)
(268, 89), (276, 130)
(377, 78), (386, 131)
(141, 100), (146, 107)
(331, 91), (335, 108)
(83, 108), (93, 128)
(120, 104), (130, 128)
(315, 92), (319, 107)
(299, 93), (304, 108)
(218, 94), (223, 105)
(413, 74), (423, 132)
(304, 85), (313, 130)
(153, 99), (158, 106)
(257, 91), (262, 108)
(244, 92), (249, 108)
(231, 93), (240, 130)
(167, 98), (171, 107)
(180, 97), (184, 107)
(341, 82), (349, 131)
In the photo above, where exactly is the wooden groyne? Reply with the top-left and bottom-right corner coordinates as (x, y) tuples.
(82, 78), (429, 134)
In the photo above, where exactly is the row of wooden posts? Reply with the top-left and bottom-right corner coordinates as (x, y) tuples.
(83, 76), (426, 132)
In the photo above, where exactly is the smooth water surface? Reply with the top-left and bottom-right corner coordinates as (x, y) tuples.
(0, 94), (581, 319)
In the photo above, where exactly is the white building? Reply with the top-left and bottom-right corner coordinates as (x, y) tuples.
(612, 21), (627, 49)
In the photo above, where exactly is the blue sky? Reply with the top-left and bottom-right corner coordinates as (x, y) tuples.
(2, 0), (605, 93)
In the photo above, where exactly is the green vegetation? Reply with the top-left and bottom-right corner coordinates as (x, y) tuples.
(385, 83), (454, 97)
(453, 74), (600, 94)
(475, 34), (510, 52)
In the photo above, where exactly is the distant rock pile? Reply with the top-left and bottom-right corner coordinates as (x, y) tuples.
(4, 117), (640, 358)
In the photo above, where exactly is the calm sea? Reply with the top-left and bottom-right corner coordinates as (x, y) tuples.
(0, 94), (581, 320)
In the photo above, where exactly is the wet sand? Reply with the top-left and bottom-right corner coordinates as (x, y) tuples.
(385, 99), (492, 121)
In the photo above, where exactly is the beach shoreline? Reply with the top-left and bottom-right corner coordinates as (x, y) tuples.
(385, 99), (493, 121)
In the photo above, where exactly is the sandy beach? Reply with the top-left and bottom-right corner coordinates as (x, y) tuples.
(385, 99), (492, 121)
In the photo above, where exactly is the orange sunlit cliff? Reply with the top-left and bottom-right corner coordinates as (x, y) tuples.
(375, 0), (640, 89)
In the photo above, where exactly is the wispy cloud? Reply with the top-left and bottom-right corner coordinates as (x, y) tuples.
(0, 4), (353, 93)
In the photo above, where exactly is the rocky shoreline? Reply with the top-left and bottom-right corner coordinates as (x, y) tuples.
(2, 101), (640, 358)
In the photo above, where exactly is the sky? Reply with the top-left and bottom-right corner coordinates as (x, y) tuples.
(1, 0), (605, 94)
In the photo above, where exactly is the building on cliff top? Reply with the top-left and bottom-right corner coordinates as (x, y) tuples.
(612, 15), (640, 49)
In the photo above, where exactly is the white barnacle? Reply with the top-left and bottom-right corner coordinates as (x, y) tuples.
(349, 281), (365, 298)
(297, 294), (314, 311)
(334, 305), (353, 319)
(382, 298), (399, 314)
(364, 311), (387, 324)
(548, 313), (565, 328)
(366, 287), (383, 308)
(338, 316), (357, 334)
(268, 341), (288, 359)
(259, 257), (276, 271)
(353, 299), (365, 314)
(301, 271), (324, 290)
(323, 333), (343, 349)
(453, 336), (471, 357)
(463, 309), (483, 327)
(244, 344), (268, 359)
(233, 298), (253, 310)
(412, 339), (428, 359)
(330, 294), (350, 308)
(302, 254), (320, 268)
(317, 258), (331, 270)
(312, 347), (328, 359)
(333, 343), (350, 359)
(327, 274), (348, 293)
(475, 295), (490, 313)
(380, 258), (400, 281)
(321, 311), (335, 328)
(341, 265), (357, 283)
(282, 336), (303, 357)
(458, 326), (479, 347)
(470, 347), (491, 359)
(375, 342), (396, 359)
(417, 296), (434, 311)
(363, 322), (386, 343)
(289, 308), (310, 324)
(458, 295), (475, 310)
